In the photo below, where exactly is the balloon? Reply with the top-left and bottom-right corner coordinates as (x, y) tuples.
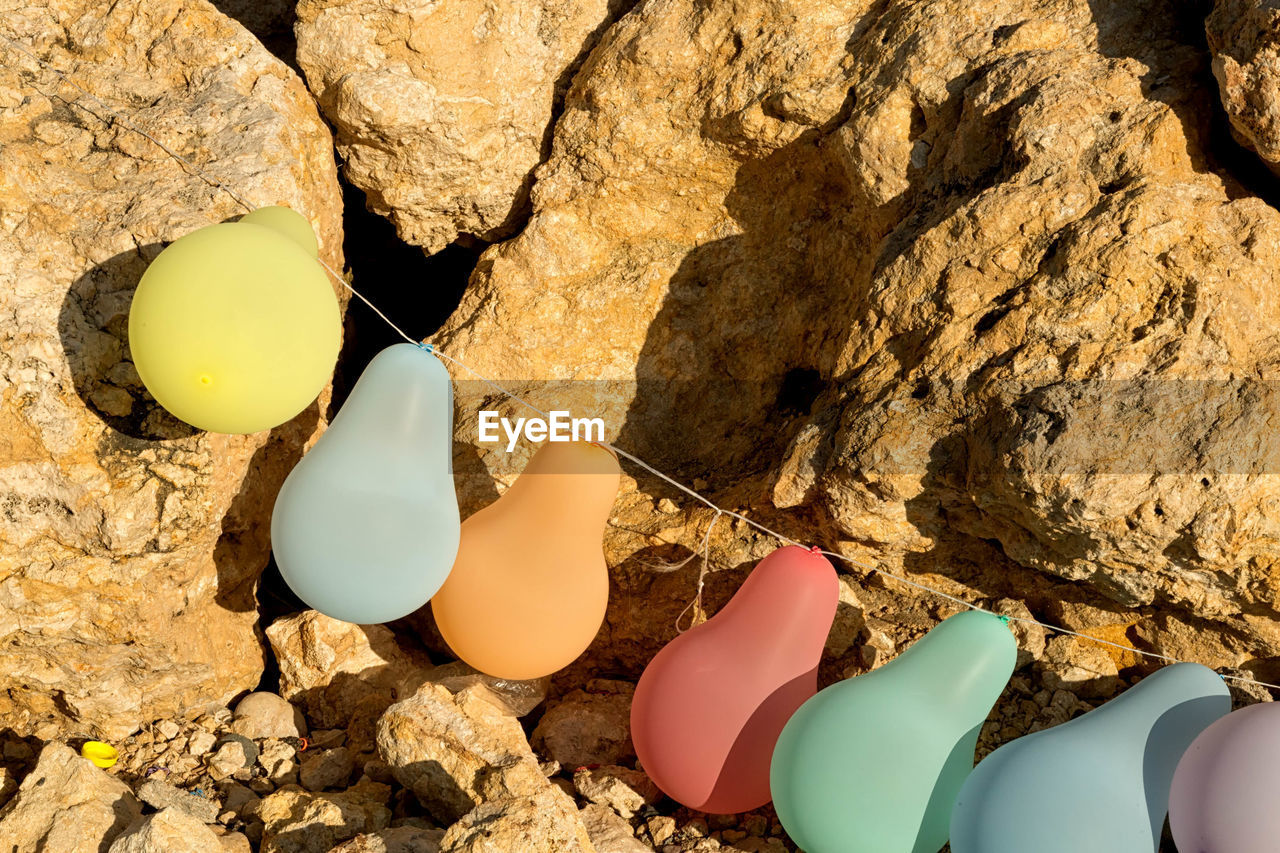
(631, 546), (839, 814)
(1169, 701), (1280, 853)
(272, 343), (460, 623)
(431, 440), (620, 680)
(128, 206), (340, 434)
(950, 662), (1230, 853)
(770, 610), (1015, 853)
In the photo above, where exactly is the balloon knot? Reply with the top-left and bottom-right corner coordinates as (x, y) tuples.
(997, 614), (1011, 625)
(808, 545), (821, 554)
(419, 342), (434, 353)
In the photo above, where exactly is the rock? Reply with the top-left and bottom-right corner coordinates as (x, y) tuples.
(258, 737), (300, 786)
(137, 778), (220, 823)
(579, 804), (650, 853)
(188, 731), (217, 757)
(438, 786), (595, 853)
(1039, 635), (1122, 700)
(434, 0), (1280, 679)
(0, 765), (19, 810)
(0, 743), (141, 851)
(231, 692), (307, 740)
(108, 807), (226, 853)
(994, 599), (1048, 670)
(266, 611), (431, 730)
(425, 661), (550, 717)
(207, 739), (251, 781)
(156, 721), (181, 741)
(330, 826), (445, 853)
(532, 681), (634, 769)
(257, 783), (392, 853)
(299, 746), (354, 791)
(0, 0), (343, 741)
(215, 830), (253, 853)
(573, 766), (661, 819)
(295, 0), (626, 251)
(1207, 0), (1280, 170)
(218, 780), (260, 819)
(377, 683), (548, 823)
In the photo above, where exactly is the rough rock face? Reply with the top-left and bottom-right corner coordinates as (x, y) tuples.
(0, 744), (141, 851)
(435, 0), (1280, 681)
(266, 611), (432, 730)
(107, 807), (227, 853)
(376, 682), (548, 823)
(439, 785), (595, 853)
(1207, 0), (1280, 170)
(256, 781), (393, 853)
(294, 0), (628, 251)
(0, 0), (343, 739)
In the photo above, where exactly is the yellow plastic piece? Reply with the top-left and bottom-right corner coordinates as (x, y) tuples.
(81, 741), (118, 768)
(432, 441), (621, 680)
(128, 207), (341, 434)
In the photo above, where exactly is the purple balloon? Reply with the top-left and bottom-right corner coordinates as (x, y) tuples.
(1170, 702), (1280, 853)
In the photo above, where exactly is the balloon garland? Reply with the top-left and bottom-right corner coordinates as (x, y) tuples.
(128, 206), (341, 434)
(7, 34), (1280, 853)
(631, 545), (839, 813)
(432, 440), (621, 680)
(271, 343), (460, 624)
(771, 610), (1016, 851)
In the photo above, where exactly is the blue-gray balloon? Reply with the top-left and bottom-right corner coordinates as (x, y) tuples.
(950, 662), (1230, 853)
(272, 343), (460, 624)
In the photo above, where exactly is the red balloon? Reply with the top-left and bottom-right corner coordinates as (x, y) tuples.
(630, 545), (839, 813)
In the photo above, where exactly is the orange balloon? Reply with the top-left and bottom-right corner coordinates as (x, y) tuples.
(431, 441), (621, 680)
(630, 545), (838, 813)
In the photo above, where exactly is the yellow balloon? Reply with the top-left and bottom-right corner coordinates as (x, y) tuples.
(431, 441), (621, 680)
(128, 206), (340, 434)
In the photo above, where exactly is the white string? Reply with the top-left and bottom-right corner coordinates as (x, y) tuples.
(669, 509), (724, 634)
(5, 35), (1278, 694)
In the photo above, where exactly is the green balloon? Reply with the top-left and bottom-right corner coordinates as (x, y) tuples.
(770, 610), (1016, 853)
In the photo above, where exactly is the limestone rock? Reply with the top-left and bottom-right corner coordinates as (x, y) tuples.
(231, 692), (308, 740)
(1208, 0), (1280, 169)
(573, 766), (661, 819)
(299, 745), (354, 791)
(266, 611), (431, 730)
(578, 804), (650, 853)
(137, 778), (220, 823)
(108, 807), (226, 853)
(438, 785), (595, 853)
(532, 681), (634, 769)
(330, 826), (445, 853)
(435, 0), (1280, 680)
(294, 0), (626, 251)
(1039, 636), (1122, 700)
(424, 661), (550, 717)
(376, 682), (547, 823)
(0, 0), (343, 740)
(0, 743), (141, 852)
(257, 783), (392, 853)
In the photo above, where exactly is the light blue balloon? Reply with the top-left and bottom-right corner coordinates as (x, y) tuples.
(271, 343), (460, 623)
(950, 662), (1230, 853)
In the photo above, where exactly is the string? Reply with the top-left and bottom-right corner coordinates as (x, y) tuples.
(5, 36), (1277, 694)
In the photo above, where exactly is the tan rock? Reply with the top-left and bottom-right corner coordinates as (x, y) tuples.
(1039, 635), (1122, 700)
(578, 804), (649, 853)
(0, 743), (141, 852)
(295, 0), (624, 251)
(299, 745), (354, 791)
(330, 826), (445, 853)
(573, 765), (661, 819)
(257, 783), (392, 853)
(434, 0), (1280, 679)
(531, 681), (634, 769)
(1208, 0), (1280, 168)
(231, 692), (308, 740)
(376, 682), (546, 823)
(108, 807), (226, 853)
(0, 0), (343, 740)
(439, 785), (595, 853)
(266, 611), (431, 730)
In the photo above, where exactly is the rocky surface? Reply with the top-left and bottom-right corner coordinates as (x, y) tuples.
(108, 806), (230, 853)
(0, 0), (344, 741)
(435, 0), (1280, 689)
(1207, 0), (1280, 170)
(0, 743), (141, 851)
(295, 0), (630, 252)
